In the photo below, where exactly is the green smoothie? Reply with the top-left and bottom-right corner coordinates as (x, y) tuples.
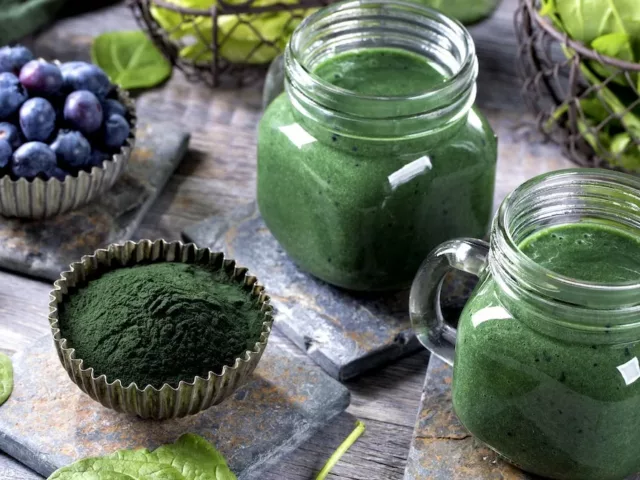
(520, 223), (640, 282)
(258, 48), (496, 290)
(453, 222), (640, 480)
(313, 49), (447, 96)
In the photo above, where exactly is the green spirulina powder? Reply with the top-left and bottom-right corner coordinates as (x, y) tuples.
(59, 262), (266, 389)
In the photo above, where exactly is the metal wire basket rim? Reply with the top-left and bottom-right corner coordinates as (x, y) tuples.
(146, 0), (318, 16)
(525, 0), (640, 72)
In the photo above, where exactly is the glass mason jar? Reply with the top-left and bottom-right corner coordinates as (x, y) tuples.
(257, 0), (497, 291)
(410, 169), (640, 480)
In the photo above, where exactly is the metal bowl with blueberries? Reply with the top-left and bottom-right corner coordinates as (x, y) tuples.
(0, 45), (136, 219)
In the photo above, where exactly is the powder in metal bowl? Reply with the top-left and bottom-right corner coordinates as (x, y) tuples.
(58, 262), (266, 388)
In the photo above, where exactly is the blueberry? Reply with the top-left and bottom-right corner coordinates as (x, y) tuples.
(0, 73), (27, 119)
(51, 130), (90, 168)
(44, 166), (68, 181)
(0, 72), (18, 87)
(88, 149), (110, 167)
(102, 99), (127, 118)
(19, 60), (63, 96)
(60, 61), (89, 74)
(0, 139), (11, 168)
(0, 46), (34, 75)
(64, 90), (103, 134)
(0, 122), (21, 149)
(12, 142), (57, 178)
(20, 98), (56, 142)
(102, 114), (130, 150)
(62, 64), (111, 99)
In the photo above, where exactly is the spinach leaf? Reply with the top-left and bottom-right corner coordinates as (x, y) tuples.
(610, 132), (640, 169)
(150, 0), (215, 40)
(580, 61), (640, 138)
(578, 119), (640, 170)
(48, 434), (237, 480)
(91, 31), (172, 90)
(556, 0), (640, 46)
(152, 0), (311, 65)
(537, 0), (640, 172)
(590, 33), (637, 86)
(580, 96), (611, 124)
(48, 459), (185, 479)
(592, 33), (636, 63)
(109, 433), (235, 480)
(0, 353), (12, 406)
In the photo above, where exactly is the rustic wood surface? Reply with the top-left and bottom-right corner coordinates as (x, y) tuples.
(0, 0), (574, 478)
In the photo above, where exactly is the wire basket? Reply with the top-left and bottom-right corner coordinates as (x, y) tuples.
(515, 0), (640, 172)
(129, 0), (331, 88)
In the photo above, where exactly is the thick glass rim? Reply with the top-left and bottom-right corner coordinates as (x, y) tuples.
(495, 168), (640, 303)
(284, 0), (478, 135)
(288, 0), (476, 103)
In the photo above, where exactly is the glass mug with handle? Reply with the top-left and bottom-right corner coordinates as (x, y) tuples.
(410, 169), (640, 480)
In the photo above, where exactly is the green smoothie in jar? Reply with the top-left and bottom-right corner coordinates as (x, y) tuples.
(410, 169), (640, 480)
(258, 0), (497, 291)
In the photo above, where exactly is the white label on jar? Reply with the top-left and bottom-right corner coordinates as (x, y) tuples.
(471, 305), (512, 328)
(617, 357), (640, 386)
(387, 156), (432, 191)
(279, 123), (317, 149)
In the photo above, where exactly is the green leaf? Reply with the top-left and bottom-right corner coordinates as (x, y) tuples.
(180, 37), (282, 65)
(538, 0), (555, 16)
(109, 434), (234, 480)
(0, 353), (12, 406)
(91, 31), (172, 90)
(590, 33), (638, 86)
(150, 0), (215, 39)
(48, 458), (185, 479)
(580, 61), (640, 139)
(580, 96), (611, 123)
(538, 0), (564, 30)
(556, 0), (640, 46)
(592, 33), (636, 62)
(610, 132), (640, 170)
(151, 0), (312, 65)
(48, 434), (237, 480)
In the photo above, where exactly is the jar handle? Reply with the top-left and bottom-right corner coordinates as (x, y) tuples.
(409, 238), (489, 366)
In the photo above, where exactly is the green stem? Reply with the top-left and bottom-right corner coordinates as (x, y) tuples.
(315, 421), (366, 480)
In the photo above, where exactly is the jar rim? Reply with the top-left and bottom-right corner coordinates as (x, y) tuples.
(494, 168), (640, 309)
(284, 0), (478, 138)
(288, 0), (476, 103)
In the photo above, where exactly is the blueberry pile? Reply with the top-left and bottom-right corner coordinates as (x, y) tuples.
(0, 45), (131, 181)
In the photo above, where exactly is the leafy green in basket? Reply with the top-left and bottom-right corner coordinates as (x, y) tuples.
(539, 0), (640, 171)
(0, 353), (12, 406)
(591, 32), (638, 86)
(48, 433), (237, 480)
(91, 31), (172, 90)
(151, 0), (313, 65)
(554, 0), (640, 48)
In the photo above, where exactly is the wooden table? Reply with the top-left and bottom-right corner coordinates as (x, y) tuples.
(0, 0), (574, 478)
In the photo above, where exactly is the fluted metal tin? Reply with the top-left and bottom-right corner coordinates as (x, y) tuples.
(48, 240), (274, 419)
(0, 83), (137, 219)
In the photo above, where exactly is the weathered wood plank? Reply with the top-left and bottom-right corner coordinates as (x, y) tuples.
(0, 272), (50, 357)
